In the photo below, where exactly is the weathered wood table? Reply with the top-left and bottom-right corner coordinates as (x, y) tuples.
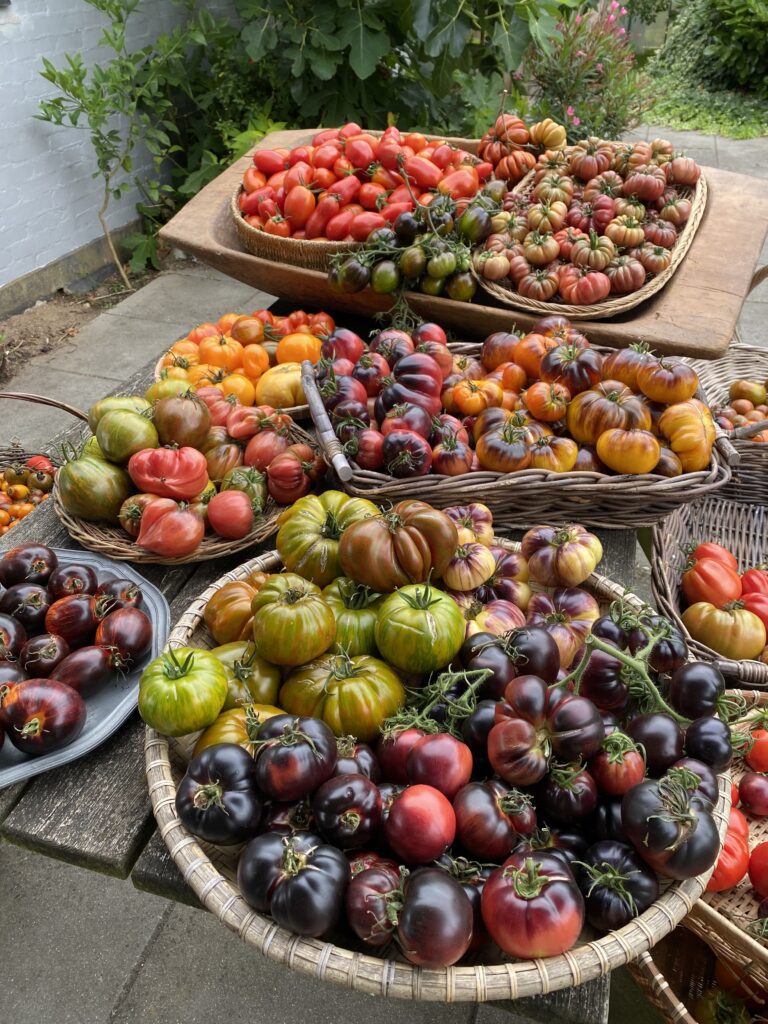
(0, 355), (639, 1024)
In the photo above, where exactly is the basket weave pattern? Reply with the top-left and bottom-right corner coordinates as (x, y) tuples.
(145, 542), (730, 1003)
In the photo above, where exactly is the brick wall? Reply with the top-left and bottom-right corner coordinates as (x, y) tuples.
(0, 0), (234, 289)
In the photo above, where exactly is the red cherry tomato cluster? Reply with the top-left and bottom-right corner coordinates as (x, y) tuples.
(238, 122), (492, 241)
(0, 544), (153, 758)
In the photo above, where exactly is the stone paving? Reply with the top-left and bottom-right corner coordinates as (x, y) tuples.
(1, 127), (766, 1024)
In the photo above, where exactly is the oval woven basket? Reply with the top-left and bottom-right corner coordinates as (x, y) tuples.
(152, 353), (310, 421)
(683, 689), (768, 992)
(688, 337), (768, 505)
(52, 420), (320, 566)
(302, 348), (735, 532)
(626, 929), (715, 1024)
(144, 541), (730, 1003)
(474, 158), (707, 321)
(651, 495), (768, 685)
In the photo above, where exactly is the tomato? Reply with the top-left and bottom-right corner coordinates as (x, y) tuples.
(203, 491), (253, 540)
(601, 343), (655, 390)
(345, 860), (401, 945)
(740, 773), (768, 816)
(526, 588), (600, 667)
(250, 573), (335, 667)
(138, 647), (228, 736)
(202, 570), (267, 645)
(177, 743), (263, 845)
(658, 399), (716, 472)
(95, 607), (152, 663)
(522, 524), (603, 588)
(707, 829), (750, 893)
(283, 185), (315, 229)
(682, 601), (766, 660)
(579, 840), (660, 931)
(375, 584), (464, 674)
(320, 578), (382, 658)
(127, 446), (208, 502)
(747, 728), (768, 773)
(254, 714), (337, 801)
(402, 733), (472, 801)
(384, 785), (456, 863)
(590, 732), (646, 796)
(482, 850), (584, 957)
(741, 567), (768, 596)
(682, 556), (742, 606)
(19, 634), (70, 678)
(567, 380), (651, 445)
(636, 358), (699, 404)
(87, 395), (151, 433)
(750, 842), (768, 898)
(4, 679), (86, 755)
(0, 543), (58, 587)
(266, 451), (312, 504)
(541, 344), (604, 396)
(57, 456), (132, 525)
(134, 498), (204, 558)
(522, 381), (569, 423)
(686, 542), (738, 572)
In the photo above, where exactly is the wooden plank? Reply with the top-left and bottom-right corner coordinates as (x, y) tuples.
(159, 128), (768, 360)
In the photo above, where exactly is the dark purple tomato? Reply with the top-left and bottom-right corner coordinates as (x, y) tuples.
(377, 727), (426, 784)
(19, 634), (70, 678)
(396, 867), (474, 967)
(461, 699), (498, 758)
(347, 850), (398, 878)
(739, 772), (768, 816)
(0, 584), (51, 635)
(539, 765), (598, 822)
(0, 544), (58, 587)
(176, 743), (263, 845)
(0, 613), (27, 659)
(345, 861), (401, 945)
(312, 772), (382, 849)
(4, 678), (86, 755)
(333, 737), (380, 781)
(670, 757), (718, 807)
(95, 577), (144, 610)
(591, 615), (627, 649)
(578, 648), (629, 714)
(601, 711), (621, 736)
(94, 607), (152, 663)
(44, 594), (99, 649)
(461, 627), (561, 695)
(576, 840), (659, 931)
(47, 563), (99, 601)
(626, 712), (684, 776)
(453, 779), (536, 860)
(628, 616), (688, 673)
(425, 675), (468, 727)
(378, 781), (403, 823)
(261, 798), (315, 835)
(667, 662), (724, 719)
(434, 855), (492, 952)
(684, 716), (732, 771)
(54, 645), (115, 696)
(255, 714), (337, 801)
(0, 661), (28, 687)
(593, 798), (629, 843)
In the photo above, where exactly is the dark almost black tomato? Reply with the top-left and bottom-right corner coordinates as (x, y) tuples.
(382, 430), (432, 478)
(459, 632), (518, 700)
(626, 712), (684, 776)
(601, 711), (621, 736)
(3, 678), (86, 755)
(576, 839), (660, 931)
(434, 854), (492, 952)
(538, 763), (598, 823)
(591, 615), (628, 649)
(457, 206), (493, 244)
(460, 627), (561, 696)
(378, 781), (404, 823)
(237, 830), (349, 937)
(94, 577), (144, 610)
(593, 798), (629, 843)
(396, 866), (474, 967)
(334, 736), (380, 781)
(255, 714), (337, 801)
(330, 258), (371, 294)
(516, 827), (587, 869)
(393, 212), (420, 246)
(47, 563), (99, 601)
(345, 861), (401, 945)
(628, 616), (688, 673)
(461, 698), (497, 764)
(425, 675), (467, 727)
(453, 779), (536, 861)
(261, 798), (314, 834)
(312, 772), (382, 849)
(578, 648), (629, 714)
(0, 584), (51, 636)
(0, 613), (27, 659)
(684, 716), (732, 771)
(54, 645), (116, 696)
(94, 607), (152, 663)
(19, 634), (70, 678)
(347, 850), (398, 878)
(44, 594), (98, 648)
(669, 758), (719, 807)
(0, 544), (58, 587)
(366, 227), (398, 248)
(176, 742), (263, 845)
(0, 661), (28, 687)
(668, 662), (724, 719)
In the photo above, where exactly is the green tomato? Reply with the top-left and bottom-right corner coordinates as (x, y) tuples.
(56, 456), (132, 524)
(446, 272), (477, 302)
(251, 573), (336, 667)
(220, 465), (267, 507)
(87, 395), (151, 434)
(144, 378), (191, 404)
(96, 409), (159, 464)
(399, 245), (427, 278)
(427, 251), (457, 279)
(370, 260), (401, 294)
(138, 647), (228, 736)
(79, 436), (107, 460)
(420, 274), (445, 296)
(322, 578), (383, 657)
(457, 206), (493, 244)
(209, 641), (282, 710)
(375, 583), (465, 674)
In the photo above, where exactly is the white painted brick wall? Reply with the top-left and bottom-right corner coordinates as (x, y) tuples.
(0, 0), (234, 288)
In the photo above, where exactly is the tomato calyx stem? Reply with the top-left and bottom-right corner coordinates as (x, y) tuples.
(192, 781), (226, 812)
(18, 716), (45, 739)
(335, 734), (359, 758)
(397, 583), (442, 611)
(599, 730), (642, 765)
(504, 858), (560, 900)
(547, 760), (585, 789)
(438, 854), (494, 884)
(162, 647), (196, 680)
(646, 774), (699, 851)
(280, 835), (315, 878)
(380, 668), (492, 738)
(575, 860), (639, 916)
(499, 788), (535, 817)
(340, 810), (361, 833)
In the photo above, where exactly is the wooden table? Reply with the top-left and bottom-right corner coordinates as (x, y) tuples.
(159, 128), (768, 360)
(0, 355), (639, 1024)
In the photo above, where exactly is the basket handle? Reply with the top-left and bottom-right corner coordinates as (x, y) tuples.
(731, 419), (768, 442)
(633, 950), (698, 1024)
(301, 360), (353, 483)
(0, 391), (89, 423)
(714, 657), (768, 686)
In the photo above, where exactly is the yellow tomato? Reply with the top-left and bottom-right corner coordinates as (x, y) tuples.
(219, 373), (255, 406)
(276, 332), (323, 365)
(658, 399), (715, 472)
(255, 362), (305, 408)
(596, 428), (661, 475)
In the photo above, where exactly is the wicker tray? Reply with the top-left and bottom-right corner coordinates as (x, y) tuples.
(302, 349), (735, 531)
(144, 541), (730, 1003)
(689, 338), (768, 505)
(627, 929), (716, 1024)
(651, 496), (768, 684)
(475, 156), (708, 322)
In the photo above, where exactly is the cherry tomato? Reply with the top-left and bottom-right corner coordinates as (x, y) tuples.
(749, 842), (768, 897)
(740, 772), (768, 816)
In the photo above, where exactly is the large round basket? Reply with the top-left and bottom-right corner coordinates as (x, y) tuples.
(651, 495), (768, 685)
(687, 337), (768, 505)
(144, 541), (730, 1003)
(53, 421), (321, 566)
(302, 351), (735, 531)
(626, 929), (715, 1024)
(474, 151), (707, 322)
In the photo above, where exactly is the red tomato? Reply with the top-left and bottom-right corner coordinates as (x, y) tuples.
(406, 734), (473, 800)
(242, 167), (267, 193)
(475, 160), (494, 180)
(742, 568), (768, 596)
(430, 143), (456, 169)
(325, 208), (359, 241)
(345, 138), (375, 168)
(380, 201), (414, 223)
(377, 727), (426, 783)
(288, 145), (313, 166)
(266, 170), (287, 190)
(312, 144), (342, 169)
(404, 132), (428, 152)
(589, 734), (646, 796)
(311, 167), (336, 190)
(128, 447), (208, 500)
(377, 141), (404, 171)
(706, 830), (749, 892)
(732, 780), (740, 806)
(264, 215), (290, 237)
(305, 195), (341, 239)
(682, 557), (742, 606)
(743, 593), (768, 633)
(729, 807), (750, 842)
(284, 161), (313, 192)
(283, 186), (316, 229)
(333, 155), (354, 178)
(403, 155), (442, 190)
(207, 491), (255, 540)
(747, 728), (768, 772)
(136, 498), (205, 557)
(25, 455), (55, 473)
(438, 167), (480, 199)
(312, 128), (341, 146)
(384, 785), (456, 863)
(387, 184), (412, 205)
(339, 121), (362, 139)
(350, 212), (387, 242)
(239, 186), (275, 214)
(359, 183), (387, 210)
(740, 772), (768, 816)
(749, 842), (768, 896)
(328, 175), (361, 205)
(266, 452), (312, 504)
(253, 149), (287, 176)
(689, 542), (738, 571)
(371, 166), (403, 190)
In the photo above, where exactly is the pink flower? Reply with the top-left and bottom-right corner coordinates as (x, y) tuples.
(596, 62), (604, 72)
(618, 26), (626, 34)
(621, 6), (628, 13)
(566, 106), (575, 116)
(574, 13), (582, 22)
(576, 49), (586, 56)
(607, 13), (616, 24)
(610, 0), (619, 8)
(572, 117), (581, 126)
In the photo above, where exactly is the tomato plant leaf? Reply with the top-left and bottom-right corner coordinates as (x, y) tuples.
(337, 11), (390, 80)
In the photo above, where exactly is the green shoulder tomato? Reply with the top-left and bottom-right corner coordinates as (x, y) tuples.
(375, 583), (465, 673)
(56, 456), (133, 524)
(279, 652), (405, 742)
(251, 573), (336, 666)
(138, 647), (228, 736)
(87, 395), (151, 433)
(220, 466), (267, 509)
(322, 578), (383, 657)
(96, 409), (159, 464)
(210, 641), (282, 710)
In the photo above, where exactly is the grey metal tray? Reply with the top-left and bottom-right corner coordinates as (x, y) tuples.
(0, 548), (170, 785)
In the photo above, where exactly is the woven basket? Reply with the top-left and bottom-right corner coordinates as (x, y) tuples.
(302, 349), (735, 531)
(683, 689), (768, 990)
(0, 439), (59, 470)
(144, 541), (730, 1003)
(651, 496), (768, 684)
(689, 340), (768, 505)
(475, 155), (707, 322)
(627, 929), (716, 1024)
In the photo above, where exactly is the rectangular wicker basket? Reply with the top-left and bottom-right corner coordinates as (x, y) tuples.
(301, 347), (735, 532)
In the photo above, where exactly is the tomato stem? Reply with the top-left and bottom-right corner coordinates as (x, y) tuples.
(192, 782), (225, 811)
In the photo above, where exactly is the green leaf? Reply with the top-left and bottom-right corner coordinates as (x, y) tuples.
(412, 0), (434, 38)
(491, 16), (529, 69)
(337, 15), (390, 80)
(425, 11), (472, 59)
(241, 14), (278, 61)
(308, 48), (342, 82)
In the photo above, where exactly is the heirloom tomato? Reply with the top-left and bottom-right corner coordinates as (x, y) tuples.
(210, 640), (281, 709)
(57, 456), (132, 524)
(601, 342), (655, 391)
(596, 428), (661, 475)
(139, 647), (228, 736)
(193, 703), (283, 757)
(444, 503), (494, 547)
(406, 733), (473, 800)
(375, 584), (464, 674)
(136, 499), (205, 558)
(395, 868), (474, 967)
(682, 557), (741, 606)
(95, 607), (152, 662)
(658, 400), (716, 472)
(203, 570), (268, 644)
(682, 602), (766, 661)
(706, 828), (749, 893)
(522, 524), (603, 588)
(590, 733), (646, 795)
(4, 679), (86, 755)
(524, 381), (570, 422)
(474, 545), (531, 609)
(322, 578), (382, 657)
(578, 840), (659, 930)
(128, 446), (208, 501)
(526, 587), (600, 667)
(250, 573), (336, 666)
(255, 714), (337, 801)
(626, 713), (684, 776)
(637, 359), (699, 404)
(176, 743), (263, 844)
(87, 395), (151, 433)
(453, 780), (536, 860)
(688, 542), (737, 572)
(566, 380), (651, 445)
(19, 634), (70, 678)
(95, 410), (159, 464)
(443, 543), (496, 592)
(540, 344), (603, 395)
(312, 773), (381, 849)
(206, 492), (255, 540)
(384, 785), (456, 863)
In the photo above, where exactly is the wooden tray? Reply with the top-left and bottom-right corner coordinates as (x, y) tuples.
(159, 129), (768, 360)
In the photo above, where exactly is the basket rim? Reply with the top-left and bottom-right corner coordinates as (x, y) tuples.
(144, 541), (730, 1003)
(474, 153), (707, 321)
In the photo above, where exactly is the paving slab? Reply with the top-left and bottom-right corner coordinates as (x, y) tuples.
(715, 136), (768, 177)
(0, 842), (169, 1024)
(109, 901), (474, 1024)
(736, 301), (767, 348)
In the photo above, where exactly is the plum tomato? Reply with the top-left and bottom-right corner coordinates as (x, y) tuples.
(406, 733), (473, 799)
(384, 784), (456, 863)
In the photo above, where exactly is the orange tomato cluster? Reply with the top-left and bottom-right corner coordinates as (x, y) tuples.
(238, 121), (491, 241)
(477, 114), (567, 186)
(156, 307), (336, 409)
(716, 379), (768, 443)
(0, 456), (55, 535)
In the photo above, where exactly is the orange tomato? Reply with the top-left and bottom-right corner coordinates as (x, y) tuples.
(217, 313), (241, 332)
(524, 381), (570, 423)
(169, 339), (201, 358)
(596, 428), (661, 475)
(513, 334), (560, 378)
(6, 484), (30, 501)
(230, 316), (266, 346)
(219, 373), (256, 406)
(241, 344), (270, 380)
(187, 323), (219, 344)
(276, 332), (323, 365)
(187, 363), (220, 387)
(0, 510), (9, 527)
(453, 379), (504, 416)
(198, 334), (243, 371)
(162, 348), (200, 369)
(161, 366), (190, 382)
